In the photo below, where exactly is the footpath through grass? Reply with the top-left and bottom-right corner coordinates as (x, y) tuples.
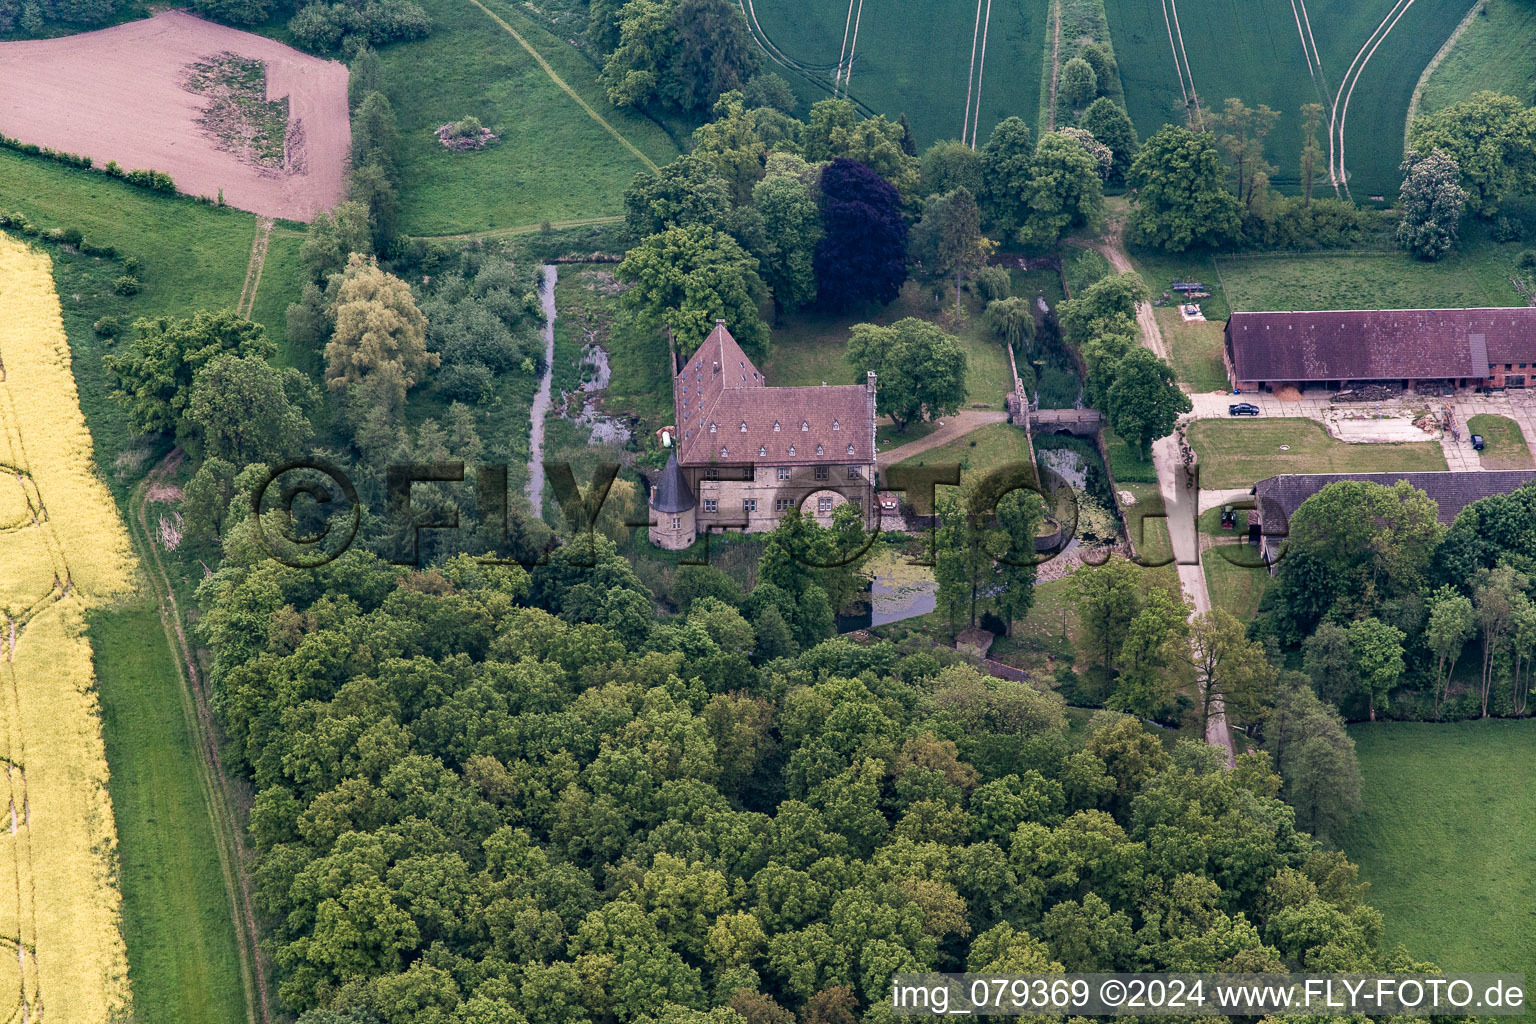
(1343, 721), (1536, 987)
(1186, 418), (1447, 488)
(381, 0), (679, 235)
(92, 602), (248, 1024)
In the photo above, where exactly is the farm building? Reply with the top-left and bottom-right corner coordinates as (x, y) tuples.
(1224, 308), (1536, 392)
(1249, 470), (1536, 567)
(649, 321), (878, 550)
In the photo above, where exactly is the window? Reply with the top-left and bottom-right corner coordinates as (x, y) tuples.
(743, 499), (757, 513)
(777, 467), (791, 480)
(670, 516), (680, 530)
(709, 422), (718, 433)
(705, 468), (719, 479)
(816, 444), (824, 456)
(773, 420), (781, 432)
(775, 498), (791, 511)
(703, 498), (718, 513)
(758, 445), (767, 457)
(815, 467), (829, 481)
(832, 419), (840, 431)
(801, 420), (809, 431)
(817, 497), (833, 514)
(788, 445), (797, 456)
(850, 499), (861, 512)
(740, 422), (748, 432)
(848, 466), (861, 479)
(720, 446), (729, 458)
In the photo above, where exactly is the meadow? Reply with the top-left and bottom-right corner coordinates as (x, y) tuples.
(378, 0), (679, 236)
(1418, 0), (1536, 115)
(1103, 0), (1473, 199)
(747, 0), (1048, 147)
(1343, 721), (1536, 989)
(1466, 413), (1534, 469)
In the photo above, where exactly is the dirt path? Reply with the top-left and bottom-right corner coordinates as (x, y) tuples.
(1089, 228), (1236, 768)
(465, 0), (657, 173)
(1405, 0), (1482, 154)
(876, 410), (1009, 469)
(129, 453), (270, 1024)
(526, 265), (558, 512)
(236, 216), (272, 319)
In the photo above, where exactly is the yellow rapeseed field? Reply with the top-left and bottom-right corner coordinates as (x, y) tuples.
(0, 233), (133, 1023)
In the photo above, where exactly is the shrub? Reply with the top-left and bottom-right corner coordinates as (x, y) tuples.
(436, 361), (494, 402)
(122, 255), (142, 276)
(61, 227), (83, 246)
(81, 241), (117, 258)
(1518, 250), (1536, 271)
(975, 265), (1010, 302)
(113, 275), (141, 296)
(93, 316), (125, 338)
(104, 160), (123, 177)
(1492, 214), (1524, 243)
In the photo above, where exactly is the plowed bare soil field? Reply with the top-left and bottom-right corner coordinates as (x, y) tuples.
(0, 11), (349, 221)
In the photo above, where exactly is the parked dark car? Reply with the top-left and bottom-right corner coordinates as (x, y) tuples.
(1229, 402), (1260, 416)
(1472, 434), (1485, 450)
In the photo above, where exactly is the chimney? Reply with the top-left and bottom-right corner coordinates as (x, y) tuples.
(866, 370), (877, 393)
(712, 361), (720, 374)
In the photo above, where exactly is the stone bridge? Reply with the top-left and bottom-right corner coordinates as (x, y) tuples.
(1028, 407), (1102, 435)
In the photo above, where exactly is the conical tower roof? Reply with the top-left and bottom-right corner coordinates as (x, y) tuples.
(649, 452), (695, 513)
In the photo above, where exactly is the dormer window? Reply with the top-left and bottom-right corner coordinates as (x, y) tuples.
(847, 443), (856, 455)
(758, 445), (767, 457)
(833, 419), (840, 430)
(788, 445), (796, 456)
(740, 421), (748, 432)
(800, 421), (809, 431)
(720, 446), (728, 458)
(773, 421), (781, 432)
(709, 422), (717, 433)
(816, 444), (824, 455)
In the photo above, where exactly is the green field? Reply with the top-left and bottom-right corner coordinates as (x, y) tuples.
(1419, 0), (1536, 115)
(1343, 721), (1536, 987)
(889, 421), (1033, 478)
(92, 603), (248, 1024)
(1104, 0), (1474, 199)
(747, 0), (1048, 146)
(1186, 417), (1448, 488)
(379, 0), (679, 235)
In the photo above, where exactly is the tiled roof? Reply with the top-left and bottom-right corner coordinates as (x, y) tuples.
(650, 452), (695, 512)
(1253, 471), (1536, 530)
(674, 322), (875, 466)
(1226, 308), (1536, 382)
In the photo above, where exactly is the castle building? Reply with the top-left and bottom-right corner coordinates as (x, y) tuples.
(649, 321), (878, 551)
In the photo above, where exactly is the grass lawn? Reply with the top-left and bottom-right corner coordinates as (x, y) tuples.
(1187, 418), (1448, 489)
(1101, 424), (1158, 483)
(889, 421), (1034, 480)
(765, 281), (1016, 409)
(1201, 548), (1270, 620)
(1468, 414), (1535, 470)
(1215, 231), (1528, 312)
(92, 600), (248, 1024)
(748, 0), (1048, 149)
(378, 0), (679, 236)
(1104, 0), (1467, 198)
(1419, 0), (1536, 116)
(1342, 721), (1536, 983)
(1156, 307), (1228, 393)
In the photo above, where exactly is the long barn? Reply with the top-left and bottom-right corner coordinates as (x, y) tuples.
(1224, 308), (1536, 393)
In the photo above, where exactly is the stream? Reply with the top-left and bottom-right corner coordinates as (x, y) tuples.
(525, 264), (557, 512)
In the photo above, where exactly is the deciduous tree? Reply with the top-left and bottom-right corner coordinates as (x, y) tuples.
(618, 223), (769, 356)
(1128, 125), (1241, 252)
(814, 158), (908, 311)
(1396, 149), (1466, 261)
(845, 318), (966, 431)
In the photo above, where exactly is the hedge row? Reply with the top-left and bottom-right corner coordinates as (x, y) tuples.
(0, 210), (122, 260)
(0, 133), (177, 195)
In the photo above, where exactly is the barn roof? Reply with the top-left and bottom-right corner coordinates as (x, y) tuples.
(1252, 471), (1536, 531)
(673, 321), (875, 466)
(1226, 308), (1536, 382)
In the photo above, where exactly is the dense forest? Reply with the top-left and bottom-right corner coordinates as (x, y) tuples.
(198, 535), (1422, 1022)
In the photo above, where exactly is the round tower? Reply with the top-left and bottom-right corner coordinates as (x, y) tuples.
(648, 452), (696, 550)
